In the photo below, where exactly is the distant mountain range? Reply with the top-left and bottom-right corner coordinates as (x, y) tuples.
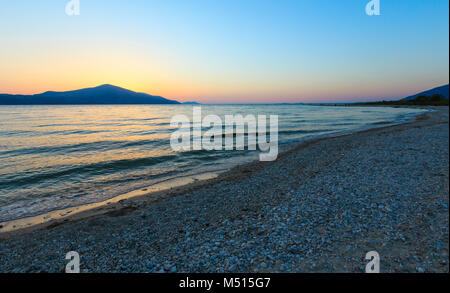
(1, 83), (448, 105)
(402, 84), (449, 101)
(0, 84), (180, 105)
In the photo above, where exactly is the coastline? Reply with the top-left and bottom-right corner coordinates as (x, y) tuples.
(0, 106), (448, 273)
(0, 106), (429, 238)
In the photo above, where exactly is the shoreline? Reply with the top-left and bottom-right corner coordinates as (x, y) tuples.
(0, 106), (432, 239)
(0, 106), (447, 272)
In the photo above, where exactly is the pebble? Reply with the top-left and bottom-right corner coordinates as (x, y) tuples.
(0, 108), (448, 273)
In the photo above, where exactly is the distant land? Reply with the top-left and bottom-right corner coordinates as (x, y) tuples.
(0, 83), (448, 105)
(351, 84), (449, 106)
(182, 101), (201, 105)
(402, 84), (449, 101)
(0, 84), (180, 105)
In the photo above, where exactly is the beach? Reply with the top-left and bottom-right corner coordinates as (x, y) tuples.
(0, 106), (448, 273)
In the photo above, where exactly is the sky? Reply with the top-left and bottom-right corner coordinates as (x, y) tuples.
(0, 0), (448, 103)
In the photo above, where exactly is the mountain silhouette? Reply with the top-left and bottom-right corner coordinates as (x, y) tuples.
(402, 84), (449, 100)
(0, 84), (180, 105)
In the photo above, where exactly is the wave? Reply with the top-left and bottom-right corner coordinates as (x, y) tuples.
(0, 138), (169, 156)
(370, 121), (392, 125)
(0, 104), (426, 222)
(0, 155), (177, 188)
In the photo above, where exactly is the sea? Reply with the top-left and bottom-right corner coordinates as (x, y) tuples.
(0, 104), (426, 222)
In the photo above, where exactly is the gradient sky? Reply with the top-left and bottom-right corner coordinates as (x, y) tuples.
(0, 0), (448, 103)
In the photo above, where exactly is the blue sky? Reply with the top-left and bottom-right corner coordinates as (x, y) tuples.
(0, 0), (448, 103)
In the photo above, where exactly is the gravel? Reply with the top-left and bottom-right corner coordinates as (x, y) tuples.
(0, 106), (448, 273)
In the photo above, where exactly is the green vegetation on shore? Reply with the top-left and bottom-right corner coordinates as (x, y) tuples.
(362, 94), (449, 106)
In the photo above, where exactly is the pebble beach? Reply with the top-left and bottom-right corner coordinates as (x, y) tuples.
(0, 106), (448, 273)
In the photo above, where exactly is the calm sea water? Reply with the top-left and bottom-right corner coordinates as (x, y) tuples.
(0, 105), (425, 221)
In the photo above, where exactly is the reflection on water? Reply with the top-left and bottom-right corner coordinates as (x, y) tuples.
(0, 105), (424, 221)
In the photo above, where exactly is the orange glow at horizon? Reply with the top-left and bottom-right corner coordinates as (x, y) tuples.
(1, 43), (446, 103)
(0, 0), (448, 104)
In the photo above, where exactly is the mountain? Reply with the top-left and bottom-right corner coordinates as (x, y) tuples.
(402, 84), (449, 101)
(0, 84), (180, 105)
